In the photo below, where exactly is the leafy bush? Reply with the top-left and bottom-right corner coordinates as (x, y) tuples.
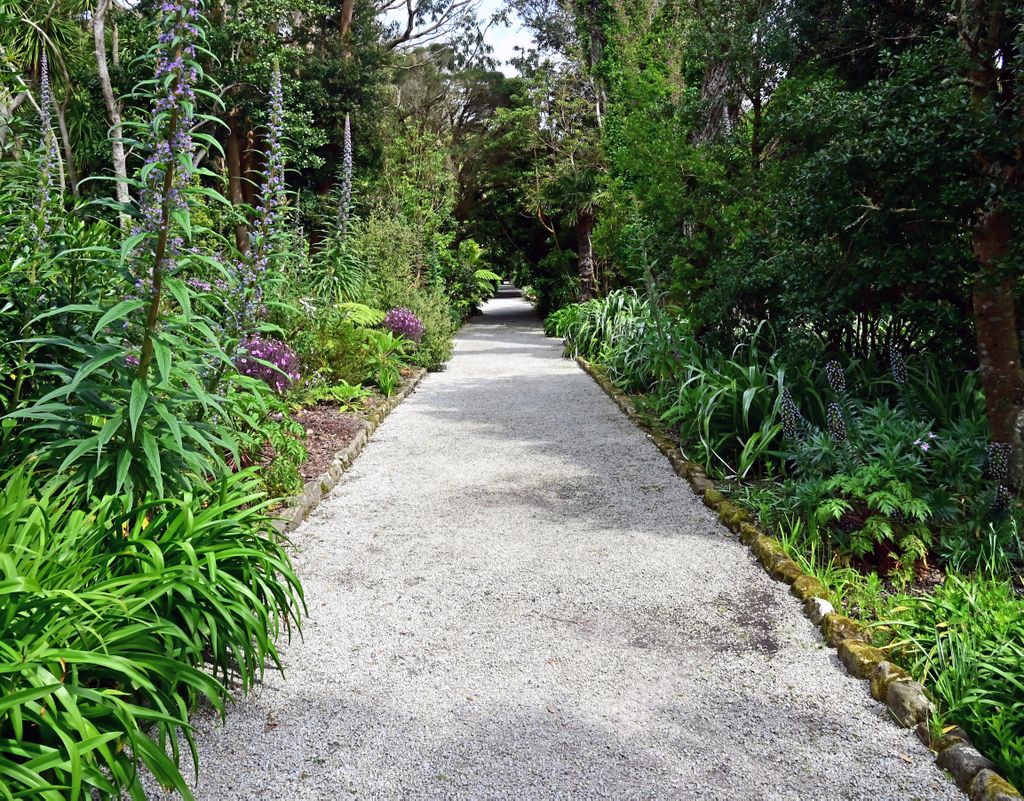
(0, 468), (302, 799)
(289, 307), (374, 386)
(395, 285), (455, 371)
(293, 380), (370, 412)
(443, 239), (501, 319)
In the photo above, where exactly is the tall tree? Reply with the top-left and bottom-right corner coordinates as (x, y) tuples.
(956, 0), (1024, 471)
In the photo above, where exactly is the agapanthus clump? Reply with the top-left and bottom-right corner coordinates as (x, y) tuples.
(236, 334), (300, 393)
(232, 66), (286, 333)
(384, 307), (424, 343)
(337, 112), (353, 234)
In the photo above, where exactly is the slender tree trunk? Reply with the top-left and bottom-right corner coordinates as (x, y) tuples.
(973, 208), (1024, 445)
(241, 127), (258, 206)
(751, 92), (763, 172)
(226, 108), (249, 252)
(576, 210), (596, 302)
(55, 95), (79, 198)
(340, 0), (356, 40)
(93, 0), (129, 221)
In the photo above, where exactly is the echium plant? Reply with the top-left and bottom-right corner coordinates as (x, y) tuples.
(337, 112), (353, 234)
(10, 0), (250, 501)
(37, 52), (63, 238)
(234, 66), (286, 332)
(129, 0), (201, 375)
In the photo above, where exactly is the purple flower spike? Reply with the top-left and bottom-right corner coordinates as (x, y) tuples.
(232, 66), (287, 333)
(338, 112), (353, 233)
(384, 307), (424, 343)
(37, 52), (62, 234)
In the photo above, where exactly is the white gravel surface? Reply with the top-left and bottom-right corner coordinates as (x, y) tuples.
(164, 292), (959, 800)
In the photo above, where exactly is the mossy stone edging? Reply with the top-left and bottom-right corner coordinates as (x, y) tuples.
(574, 356), (1022, 801)
(272, 368), (428, 535)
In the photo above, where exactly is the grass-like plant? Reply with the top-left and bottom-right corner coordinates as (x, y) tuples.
(883, 573), (1024, 788)
(0, 467), (303, 799)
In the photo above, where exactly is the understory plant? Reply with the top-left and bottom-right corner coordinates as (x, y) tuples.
(0, 467), (303, 799)
(883, 572), (1024, 788)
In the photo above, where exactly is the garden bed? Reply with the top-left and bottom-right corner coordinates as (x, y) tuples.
(575, 355), (1023, 801)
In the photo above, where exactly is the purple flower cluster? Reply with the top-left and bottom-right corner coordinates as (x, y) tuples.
(780, 388), (802, 441)
(337, 112), (353, 233)
(913, 432), (937, 452)
(38, 52), (61, 235)
(889, 344), (908, 385)
(825, 360), (846, 394)
(235, 334), (301, 393)
(384, 307), (424, 342)
(130, 0), (201, 294)
(233, 67), (286, 330)
(826, 401), (847, 443)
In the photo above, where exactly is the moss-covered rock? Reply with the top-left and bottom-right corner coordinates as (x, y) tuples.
(938, 744), (996, 791)
(822, 613), (868, 647)
(769, 558), (805, 584)
(969, 768), (1023, 801)
(752, 535), (788, 571)
(738, 522), (761, 546)
(791, 574), (828, 602)
(717, 501), (747, 530)
(690, 474), (714, 495)
(837, 640), (886, 678)
(869, 661), (910, 702)
(804, 596), (834, 625)
(886, 679), (933, 728)
(703, 488), (726, 508)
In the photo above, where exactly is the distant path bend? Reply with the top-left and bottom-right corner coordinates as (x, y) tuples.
(173, 291), (958, 800)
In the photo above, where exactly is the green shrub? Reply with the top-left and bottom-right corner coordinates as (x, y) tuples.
(290, 308), (374, 386)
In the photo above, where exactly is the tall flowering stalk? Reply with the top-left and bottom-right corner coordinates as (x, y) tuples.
(133, 0), (201, 379)
(37, 52), (63, 237)
(234, 66), (286, 331)
(337, 112), (352, 234)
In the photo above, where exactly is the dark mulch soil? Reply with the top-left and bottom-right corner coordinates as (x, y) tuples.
(294, 405), (365, 482)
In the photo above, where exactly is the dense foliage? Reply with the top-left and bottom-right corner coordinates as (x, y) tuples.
(0, 0), (501, 795)
(530, 1), (1023, 785)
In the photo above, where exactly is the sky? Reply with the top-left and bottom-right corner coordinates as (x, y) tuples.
(384, 0), (532, 74)
(476, 0), (529, 72)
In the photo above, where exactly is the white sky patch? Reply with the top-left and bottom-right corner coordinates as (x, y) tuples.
(383, 0), (533, 74)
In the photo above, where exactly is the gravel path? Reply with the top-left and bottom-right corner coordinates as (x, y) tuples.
(168, 292), (958, 800)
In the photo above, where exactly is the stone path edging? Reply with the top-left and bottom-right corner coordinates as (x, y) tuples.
(272, 368), (428, 535)
(575, 356), (1022, 801)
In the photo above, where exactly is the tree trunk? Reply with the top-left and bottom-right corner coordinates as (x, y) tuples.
(751, 92), (763, 172)
(226, 108), (249, 252)
(55, 95), (79, 198)
(576, 210), (596, 302)
(959, 2), (1024, 463)
(973, 208), (1024, 446)
(93, 0), (130, 222)
(340, 0), (356, 40)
